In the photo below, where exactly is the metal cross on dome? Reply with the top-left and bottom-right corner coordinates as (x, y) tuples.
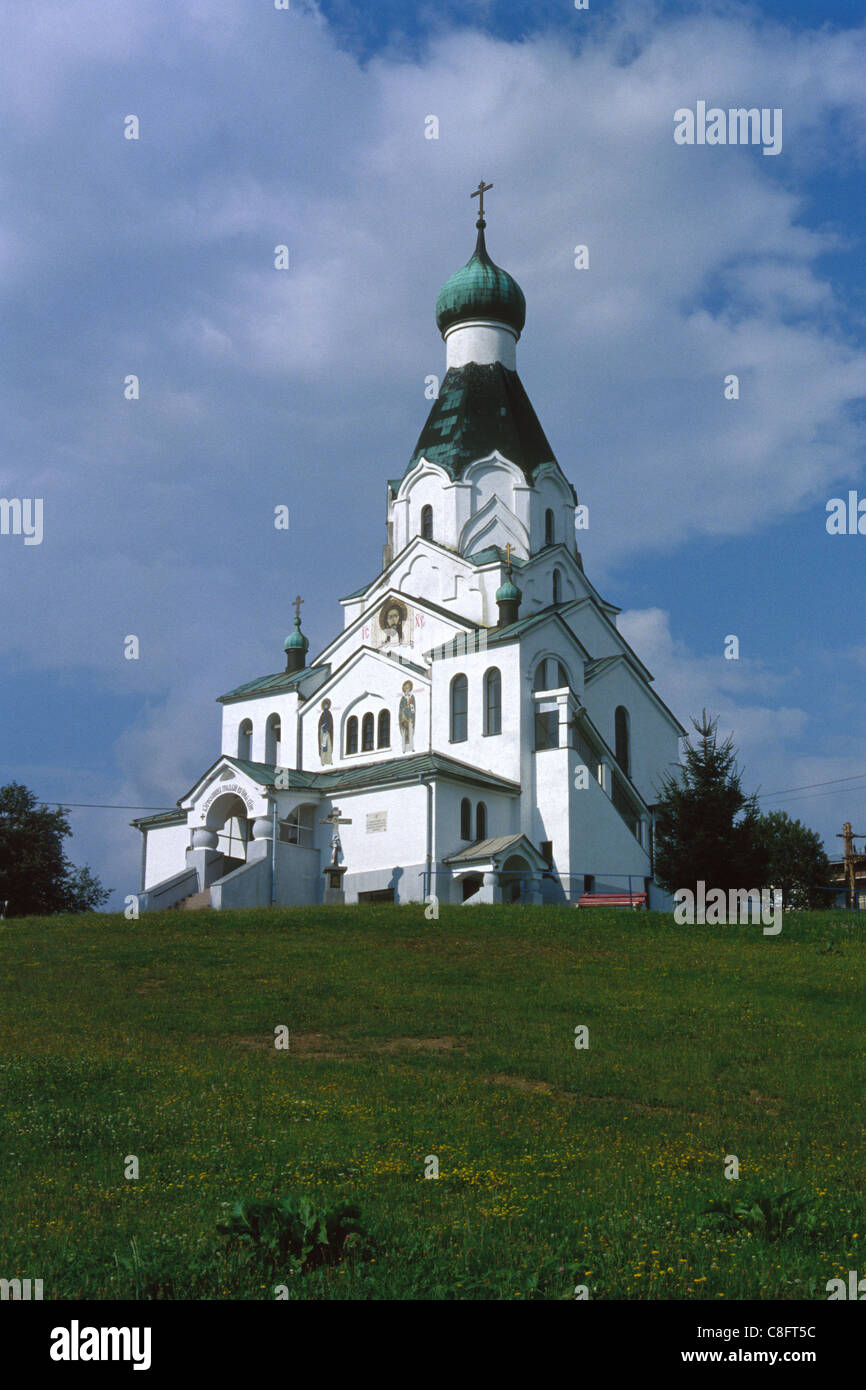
(293, 594), (304, 622)
(471, 179), (493, 224)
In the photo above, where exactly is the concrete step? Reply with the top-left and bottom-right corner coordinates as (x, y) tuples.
(180, 890), (212, 910)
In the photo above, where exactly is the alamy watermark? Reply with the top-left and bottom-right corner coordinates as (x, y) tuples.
(674, 882), (782, 935)
(674, 103), (782, 156)
(0, 498), (43, 545)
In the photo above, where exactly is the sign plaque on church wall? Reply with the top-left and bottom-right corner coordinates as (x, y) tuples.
(366, 810), (388, 833)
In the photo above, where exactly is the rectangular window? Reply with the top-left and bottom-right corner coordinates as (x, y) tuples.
(534, 709), (559, 750)
(540, 840), (553, 868)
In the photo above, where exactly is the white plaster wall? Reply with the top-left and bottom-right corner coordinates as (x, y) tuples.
(431, 640), (523, 784)
(143, 822), (190, 890)
(444, 320), (517, 370)
(558, 601), (626, 662)
(322, 784), (429, 880)
(581, 661), (681, 807)
(531, 469), (577, 555)
(435, 781), (518, 861)
(301, 653), (430, 769)
(567, 746), (651, 889)
(321, 591), (469, 673)
(221, 690), (301, 766)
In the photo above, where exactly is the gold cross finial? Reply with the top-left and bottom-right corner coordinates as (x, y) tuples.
(504, 542), (513, 567)
(471, 179), (493, 225)
(293, 594), (304, 623)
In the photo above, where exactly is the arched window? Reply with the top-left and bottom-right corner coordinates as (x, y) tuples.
(545, 508), (555, 546)
(615, 706), (630, 777)
(421, 505), (433, 540)
(460, 797), (472, 840)
(265, 714), (281, 765)
(533, 659), (570, 692)
(280, 803), (315, 848)
(377, 709), (390, 748)
(476, 801), (487, 840)
(361, 712), (375, 751)
(346, 716), (358, 755)
(237, 719), (252, 760)
(450, 674), (468, 743)
(483, 667), (501, 736)
(552, 567), (561, 604)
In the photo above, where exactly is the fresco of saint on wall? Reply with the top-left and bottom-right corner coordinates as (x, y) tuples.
(318, 698), (333, 766)
(377, 598), (410, 651)
(399, 680), (415, 753)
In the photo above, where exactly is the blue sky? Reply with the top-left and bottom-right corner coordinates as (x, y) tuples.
(1, 0), (865, 905)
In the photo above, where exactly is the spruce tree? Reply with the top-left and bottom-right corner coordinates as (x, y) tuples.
(653, 711), (768, 896)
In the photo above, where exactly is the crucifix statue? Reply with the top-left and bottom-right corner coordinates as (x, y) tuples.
(321, 805), (352, 867)
(837, 820), (866, 908)
(471, 179), (493, 226)
(293, 594), (304, 623)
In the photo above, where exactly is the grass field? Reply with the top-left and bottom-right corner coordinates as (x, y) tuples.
(0, 905), (863, 1300)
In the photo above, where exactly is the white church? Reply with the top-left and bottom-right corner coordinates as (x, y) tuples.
(133, 187), (684, 911)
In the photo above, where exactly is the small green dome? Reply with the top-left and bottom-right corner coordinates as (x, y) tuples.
(496, 576), (521, 604)
(435, 225), (526, 339)
(284, 617), (309, 652)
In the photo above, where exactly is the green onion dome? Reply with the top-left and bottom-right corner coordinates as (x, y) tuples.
(435, 224), (526, 339)
(284, 617), (309, 653)
(495, 574), (521, 604)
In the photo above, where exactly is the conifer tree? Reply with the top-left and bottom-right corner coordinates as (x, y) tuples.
(653, 711), (768, 896)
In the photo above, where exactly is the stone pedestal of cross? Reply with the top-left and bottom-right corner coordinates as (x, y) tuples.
(321, 805), (353, 904)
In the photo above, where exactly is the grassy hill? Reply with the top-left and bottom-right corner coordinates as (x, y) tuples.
(0, 905), (863, 1300)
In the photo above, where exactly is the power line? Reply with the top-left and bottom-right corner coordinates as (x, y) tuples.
(758, 771), (866, 799)
(32, 801), (176, 811)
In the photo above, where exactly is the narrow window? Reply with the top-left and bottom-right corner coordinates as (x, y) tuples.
(545, 508), (554, 546)
(238, 719), (252, 760)
(475, 801), (487, 840)
(421, 505), (433, 540)
(556, 661), (569, 689)
(450, 674), (468, 743)
(552, 567), (561, 604)
(265, 714), (281, 765)
(362, 712), (375, 751)
(377, 709), (390, 748)
(540, 840), (553, 869)
(460, 797), (472, 840)
(615, 706), (630, 777)
(483, 666), (501, 736)
(533, 660), (549, 692)
(346, 716), (358, 755)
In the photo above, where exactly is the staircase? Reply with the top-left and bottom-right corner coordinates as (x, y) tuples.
(177, 889), (212, 911)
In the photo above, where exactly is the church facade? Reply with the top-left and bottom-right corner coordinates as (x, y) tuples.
(133, 193), (684, 911)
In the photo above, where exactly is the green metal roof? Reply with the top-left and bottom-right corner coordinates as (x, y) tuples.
(435, 227), (526, 337)
(465, 544), (527, 568)
(406, 362), (560, 484)
(217, 665), (330, 704)
(222, 752), (520, 796)
(584, 656), (621, 682)
(130, 808), (187, 830)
